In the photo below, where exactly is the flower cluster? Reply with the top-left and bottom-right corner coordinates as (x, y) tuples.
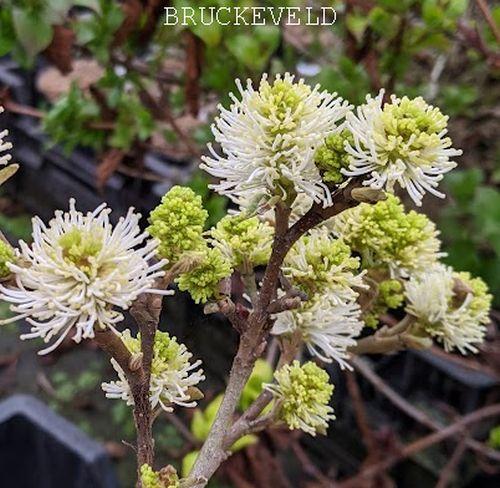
(0, 107), (12, 166)
(343, 91), (461, 206)
(405, 265), (492, 354)
(175, 248), (232, 304)
(283, 228), (363, 299)
(265, 360), (335, 436)
(273, 294), (363, 369)
(148, 186), (208, 264)
(140, 464), (179, 488)
(0, 240), (14, 278)
(102, 329), (204, 412)
(0, 106), (18, 186)
(276, 228), (365, 367)
(363, 278), (405, 328)
(314, 130), (353, 184)
(0, 200), (168, 354)
(209, 213), (273, 269)
(330, 194), (442, 276)
(201, 73), (351, 208)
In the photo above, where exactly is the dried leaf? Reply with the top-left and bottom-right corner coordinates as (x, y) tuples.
(43, 25), (75, 74)
(96, 149), (124, 190)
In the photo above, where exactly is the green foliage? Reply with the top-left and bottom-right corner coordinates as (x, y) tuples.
(489, 426), (500, 450)
(43, 84), (105, 153)
(440, 169), (500, 306)
(50, 364), (102, 403)
(238, 359), (274, 411)
(73, 0), (123, 63)
(190, 394), (257, 456)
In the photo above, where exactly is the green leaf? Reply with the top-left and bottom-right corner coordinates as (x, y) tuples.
(190, 22), (222, 47)
(12, 8), (53, 59)
(231, 434), (258, 452)
(443, 168), (483, 205)
(182, 451), (199, 478)
(346, 14), (369, 43)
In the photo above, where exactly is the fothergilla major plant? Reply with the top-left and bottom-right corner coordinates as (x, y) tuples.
(0, 74), (492, 487)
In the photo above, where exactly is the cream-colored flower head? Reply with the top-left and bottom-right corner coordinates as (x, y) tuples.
(272, 292), (364, 369)
(329, 194), (442, 277)
(0, 106), (12, 167)
(264, 360), (335, 436)
(343, 91), (461, 206)
(102, 330), (204, 412)
(283, 227), (365, 301)
(0, 200), (169, 354)
(405, 265), (492, 354)
(201, 73), (352, 208)
(0, 106), (18, 185)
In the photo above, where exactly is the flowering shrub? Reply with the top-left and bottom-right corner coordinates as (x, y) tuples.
(0, 72), (492, 487)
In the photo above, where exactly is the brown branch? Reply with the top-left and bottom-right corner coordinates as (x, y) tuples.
(184, 183), (372, 487)
(475, 0), (500, 44)
(337, 403), (500, 488)
(351, 357), (500, 463)
(435, 434), (469, 488)
(345, 372), (377, 455)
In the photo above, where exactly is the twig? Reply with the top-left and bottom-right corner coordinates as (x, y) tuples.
(337, 403), (500, 488)
(351, 356), (500, 463)
(345, 372), (376, 455)
(475, 0), (500, 44)
(435, 434), (469, 488)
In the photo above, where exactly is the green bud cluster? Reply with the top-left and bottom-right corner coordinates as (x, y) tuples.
(364, 278), (404, 329)
(176, 248), (232, 304)
(455, 272), (492, 319)
(140, 464), (179, 488)
(148, 186), (208, 264)
(284, 229), (360, 295)
(315, 130), (353, 184)
(331, 194), (441, 274)
(268, 360), (335, 436)
(0, 240), (14, 278)
(210, 214), (273, 269)
(380, 96), (450, 165)
(257, 76), (311, 133)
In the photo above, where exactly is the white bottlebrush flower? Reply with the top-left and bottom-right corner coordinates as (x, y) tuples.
(272, 293), (364, 369)
(405, 265), (492, 354)
(0, 107), (12, 166)
(283, 227), (366, 301)
(264, 360), (335, 436)
(0, 199), (170, 354)
(102, 330), (205, 412)
(0, 106), (18, 185)
(201, 73), (352, 208)
(343, 90), (461, 206)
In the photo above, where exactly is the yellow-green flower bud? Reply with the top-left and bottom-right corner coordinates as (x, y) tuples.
(0, 240), (14, 278)
(148, 186), (208, 264)
(315, 130), (353, 184)
(175, 248), (232, 304)
(265, 361), (335, 436)
(330, 194), (441, 276)
(210, 214), (273, 269)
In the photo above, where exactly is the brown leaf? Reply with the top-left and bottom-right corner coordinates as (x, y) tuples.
(96, 149), (125, 190)
(113, 0), (143, 48)
(43, 25), (75, 74)
(185, 31), (203, 117)
(104, 441), (129, 460)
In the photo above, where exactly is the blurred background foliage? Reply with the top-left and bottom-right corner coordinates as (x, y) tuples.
(0, 0), (498, 306)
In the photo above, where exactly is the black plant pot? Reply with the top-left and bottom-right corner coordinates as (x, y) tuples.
(0, 394), (119, 488)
